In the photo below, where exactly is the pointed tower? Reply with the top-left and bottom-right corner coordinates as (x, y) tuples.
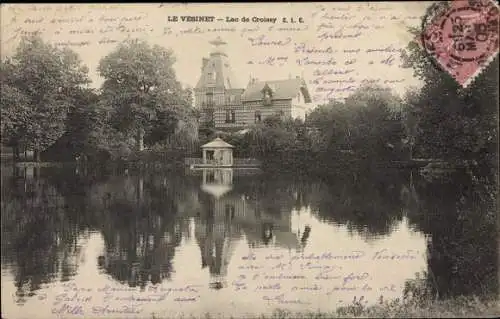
(194, 37), (244, 127)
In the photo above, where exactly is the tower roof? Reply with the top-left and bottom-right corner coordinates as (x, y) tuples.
(195, 38), (243, 90)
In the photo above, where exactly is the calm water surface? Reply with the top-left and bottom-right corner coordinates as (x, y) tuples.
(1, 165), (497, 318)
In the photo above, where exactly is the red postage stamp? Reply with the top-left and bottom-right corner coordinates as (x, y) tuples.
(420, 0), (499, 87)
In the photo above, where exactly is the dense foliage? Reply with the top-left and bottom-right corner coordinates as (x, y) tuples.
(1, 36), (196, 162)
(97, 39), (193, 154)
(1, 36), (90, 161)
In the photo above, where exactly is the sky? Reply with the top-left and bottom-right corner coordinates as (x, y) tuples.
(1, 2), (432, 110)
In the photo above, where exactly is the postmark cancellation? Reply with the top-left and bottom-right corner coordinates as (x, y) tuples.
(420, 0), (499, 88)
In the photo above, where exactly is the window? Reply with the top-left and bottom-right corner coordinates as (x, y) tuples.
(263, 90), (272, 106)
(297, 92), (301, 102)
(226, 94), (235, 105)
(207, 72), (215, 81)
(225, 109), (236, 123)
(206, 92), (214, 107)
(255, 111), (262, 123)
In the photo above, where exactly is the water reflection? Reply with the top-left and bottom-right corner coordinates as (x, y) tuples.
(407, 174), (498, 299)
(1, 166), (84, 303)
(0, 164), (497, 318)
(197, 168), (239, 289)
(195, 168), (311, 289)
(89, 174), (188, 289)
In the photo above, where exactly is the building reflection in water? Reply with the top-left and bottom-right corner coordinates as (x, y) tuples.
(196, 168), (238, 290)
(194, 168), (311, 290)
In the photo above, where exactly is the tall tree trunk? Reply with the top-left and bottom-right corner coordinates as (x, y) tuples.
(13, 164), (20, 178)
(137, 128), (144, 152)
(13, 144), (20, 162)
(35, 149), (41, 162)
(136, 176), (144, 203)
(34, 166), (40, 178)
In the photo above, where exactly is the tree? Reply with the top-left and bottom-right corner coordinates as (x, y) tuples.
(0, 60), (30, 160)
(66, 88), (101, 153)
(343, 85), (404, 159)
(305, 100), (346, 152)
(1, 36), (90, 161)
(306, 84), (405, 162)
(401, 87), (421, 159)
(97, 39), (192, 153)
(42, 88), (101, 161)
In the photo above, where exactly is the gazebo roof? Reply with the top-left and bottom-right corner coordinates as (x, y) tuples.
(201, 137), (234, 149)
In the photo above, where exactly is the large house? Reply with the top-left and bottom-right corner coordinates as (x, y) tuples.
(194, 37), (312, 130)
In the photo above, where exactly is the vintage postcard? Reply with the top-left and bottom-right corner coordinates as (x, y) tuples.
(1, 2), (498, 319)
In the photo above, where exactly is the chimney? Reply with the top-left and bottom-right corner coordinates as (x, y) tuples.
(202, 58), (209, 71)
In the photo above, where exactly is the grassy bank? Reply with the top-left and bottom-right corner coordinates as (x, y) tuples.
(150, 296), (499, 318)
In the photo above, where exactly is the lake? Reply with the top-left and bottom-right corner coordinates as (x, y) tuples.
(1, 164), (497, 318)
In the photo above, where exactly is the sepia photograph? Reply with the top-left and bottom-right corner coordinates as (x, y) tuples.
(0, 2), (498, 318)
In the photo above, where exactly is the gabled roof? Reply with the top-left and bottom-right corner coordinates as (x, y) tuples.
(201, 137), (234, 149)
(241, 78), (312, 102)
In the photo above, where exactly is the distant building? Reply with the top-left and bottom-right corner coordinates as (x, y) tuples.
(194, 37), (312, 131)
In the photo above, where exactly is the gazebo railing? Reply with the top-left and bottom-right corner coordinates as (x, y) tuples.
(184, 157), (261, 166)
(185, 158), (203, 166)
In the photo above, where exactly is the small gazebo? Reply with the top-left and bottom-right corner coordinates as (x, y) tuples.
(201, 137), (234, 166)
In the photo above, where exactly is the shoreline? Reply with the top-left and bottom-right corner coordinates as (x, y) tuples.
(147, 296), (499, 318)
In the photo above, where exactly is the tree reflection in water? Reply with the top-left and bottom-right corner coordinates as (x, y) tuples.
(1, 165), (497, 302)
(1, 166), (84, 303)
(92, 174), (186, 289)
(302, 169), (407, 239)
(406, 171), (498, 300)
